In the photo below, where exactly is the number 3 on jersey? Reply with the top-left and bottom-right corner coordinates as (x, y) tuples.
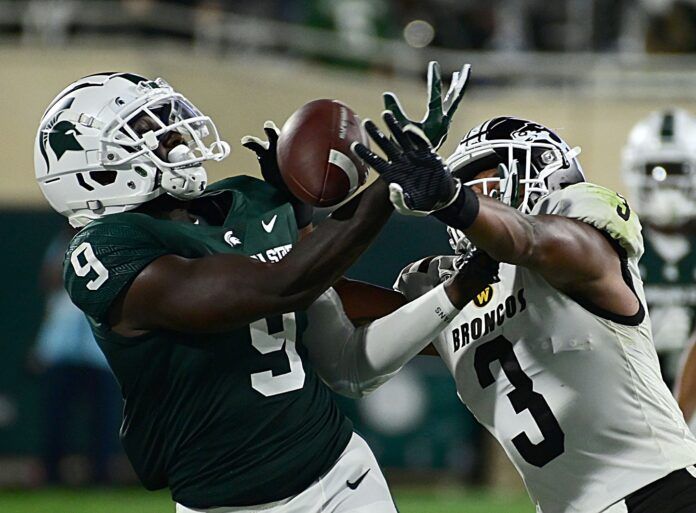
(250, 314), (305, 397)
(70, 242), (109, 290)
(475, 335), (565, 467)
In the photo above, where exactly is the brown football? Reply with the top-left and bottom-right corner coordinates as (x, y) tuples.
(277, 99), (370, 207)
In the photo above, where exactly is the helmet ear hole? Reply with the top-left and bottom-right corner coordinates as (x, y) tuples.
(89, 170), (117, 185)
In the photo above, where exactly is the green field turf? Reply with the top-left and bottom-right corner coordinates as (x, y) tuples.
(0, 487), (534, 513)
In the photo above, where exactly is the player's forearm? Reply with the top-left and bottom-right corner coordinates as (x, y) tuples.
(199, 181), (393, 330)
(463, 196), (536, 265)
(311, 284), (458, 398)
(355, 283), (456, 373)
(272, 180), (393, 305)
(328, 254), (497, 397)
(199, 181), (393, 327)
(332, 278), (407, 324)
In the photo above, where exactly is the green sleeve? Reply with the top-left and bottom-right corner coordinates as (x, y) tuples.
(63, 219), (170, 322)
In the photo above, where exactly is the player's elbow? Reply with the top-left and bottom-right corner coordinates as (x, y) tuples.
(327, 382), (369, 399)
(265, 263), (334, 313)
(324, 378), (383, 399)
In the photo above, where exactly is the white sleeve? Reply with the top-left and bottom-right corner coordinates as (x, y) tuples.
(303, 284), (459, 398)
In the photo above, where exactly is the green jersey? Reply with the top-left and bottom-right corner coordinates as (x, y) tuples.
(639, 229), (696, 353)
(63, 176), (352, 508)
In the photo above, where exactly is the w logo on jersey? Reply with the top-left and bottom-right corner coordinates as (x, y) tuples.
(474, 285), (494, 307)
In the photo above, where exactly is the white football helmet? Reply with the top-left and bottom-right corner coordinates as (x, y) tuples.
(622, 108), (696, 227)
(446, 116), (584, 254)
(35, 72), (230, 227)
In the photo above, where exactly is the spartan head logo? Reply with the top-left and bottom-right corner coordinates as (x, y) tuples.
(39, 96), (84, 169)
(46, 121), (83, 160)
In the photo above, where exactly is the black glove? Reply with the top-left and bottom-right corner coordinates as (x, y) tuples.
(449, 249), (500, 306)
(352, 112), (459, 216)
(241, 121), (314, 229)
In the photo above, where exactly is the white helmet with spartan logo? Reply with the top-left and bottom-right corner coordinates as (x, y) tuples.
(35, 72), (230, 227)
(622, 108), (696, 226)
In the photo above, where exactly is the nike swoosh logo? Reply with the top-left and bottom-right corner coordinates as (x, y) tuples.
(346, 468), (370, 490)
(262, 214), (278, 233)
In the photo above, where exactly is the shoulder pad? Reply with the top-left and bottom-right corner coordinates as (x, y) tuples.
(394, 255), (457, 300)
(532, 183), (643, 258)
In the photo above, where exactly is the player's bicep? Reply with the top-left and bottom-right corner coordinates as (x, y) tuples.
(529, 214), (617, 285)
(112, 253), (282, 334)
(529, 215), (641, 318)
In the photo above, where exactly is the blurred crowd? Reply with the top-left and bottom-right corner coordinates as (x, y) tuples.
(6, 0), (696, 54)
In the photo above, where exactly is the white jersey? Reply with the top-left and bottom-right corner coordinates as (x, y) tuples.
(396, 183), (696, 513)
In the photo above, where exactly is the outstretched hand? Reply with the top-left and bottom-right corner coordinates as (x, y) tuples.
(352, 111), (460, 216)
(241, 121), (313, 228)
(241, 120), (285, 191)
(383, 61), (471, 150)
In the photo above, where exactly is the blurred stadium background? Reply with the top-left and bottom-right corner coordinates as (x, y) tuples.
(2, 0), (696, 511)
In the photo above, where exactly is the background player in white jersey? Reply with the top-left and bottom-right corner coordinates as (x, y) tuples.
(622, 109), (696, 393)
(621, 109), (696, 433)
(346, 94), (696, 510)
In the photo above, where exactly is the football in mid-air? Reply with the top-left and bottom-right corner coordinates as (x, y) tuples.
(277, 99), (370, 207)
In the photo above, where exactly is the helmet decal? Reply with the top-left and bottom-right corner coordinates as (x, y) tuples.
(660, 111), (675, 142)
(47, 121), (83, 160)
(510, 122), (563, 146)
(39, 97), (78, 170)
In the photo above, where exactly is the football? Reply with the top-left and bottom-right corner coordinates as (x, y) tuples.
(277, 99), (370, 207)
